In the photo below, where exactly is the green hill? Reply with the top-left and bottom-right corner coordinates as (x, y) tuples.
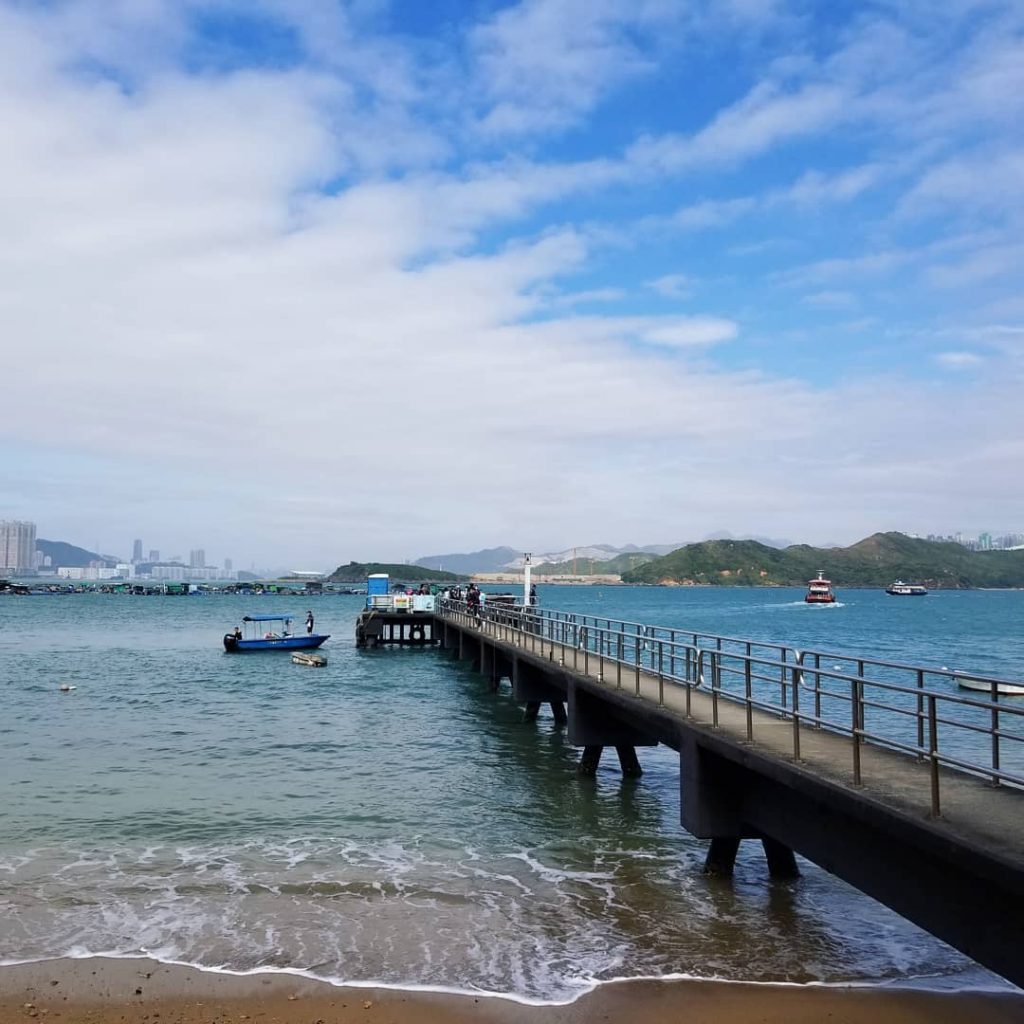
(36, 539), (115, 567)
(535, 552), (659, 575)
(621, 533), (1024, 588)
(327, 562), (469, 583)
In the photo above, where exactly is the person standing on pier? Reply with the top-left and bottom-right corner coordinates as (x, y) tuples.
(467, 583), (481, 623)
(306, 610), (314, 635)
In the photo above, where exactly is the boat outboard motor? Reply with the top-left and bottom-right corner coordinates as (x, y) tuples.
(223, 632), (239, 651)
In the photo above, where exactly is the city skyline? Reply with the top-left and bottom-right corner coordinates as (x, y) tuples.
(1, 2), (1022, 564)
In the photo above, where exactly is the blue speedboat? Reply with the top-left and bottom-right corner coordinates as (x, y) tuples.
(223, 615), (330, 652)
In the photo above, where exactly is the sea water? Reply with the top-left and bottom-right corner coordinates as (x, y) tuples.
(1, 586), (1021, 1001)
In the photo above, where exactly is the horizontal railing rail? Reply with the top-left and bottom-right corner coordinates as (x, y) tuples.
(437, 599), (1024, 815)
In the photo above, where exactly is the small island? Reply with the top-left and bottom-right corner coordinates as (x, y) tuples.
(327, 561), (469, 584)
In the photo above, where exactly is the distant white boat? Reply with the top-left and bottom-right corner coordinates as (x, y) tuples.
(886, 580), (928, 596)
(956, 675), (1024, 696)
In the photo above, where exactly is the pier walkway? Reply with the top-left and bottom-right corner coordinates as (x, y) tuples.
(432, 600), (1024, 987)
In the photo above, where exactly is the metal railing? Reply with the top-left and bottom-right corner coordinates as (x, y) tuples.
(438, 599), (1024, 815)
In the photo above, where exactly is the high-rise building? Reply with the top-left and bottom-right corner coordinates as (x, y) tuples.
(0, 520), (37, 574)
(224, 557), (233, 574)
(132, 539), (143, 563)
(189, 549), (206, 569)
(148, 549), (159, 562)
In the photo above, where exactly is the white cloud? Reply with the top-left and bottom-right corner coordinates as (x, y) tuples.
(925, 243), (1024, 288)
(646, 274), (696, 299)
(802, 290), (856, 309)
(670, 197), (757, 230)
(469, 0), (680, 136)
(780, 164), (882, 206)
(900, 149), (1024, 221)
(936, 351), (983, 369)
(545, 288), (627, 307)
(627, 81), (849, 173)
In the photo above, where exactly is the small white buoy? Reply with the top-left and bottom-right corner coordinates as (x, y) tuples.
(58, 683), (76, 692)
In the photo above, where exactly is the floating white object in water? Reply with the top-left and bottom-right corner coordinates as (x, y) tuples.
(58, 683), (76, 692)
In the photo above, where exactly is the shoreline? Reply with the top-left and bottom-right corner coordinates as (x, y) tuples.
(2, 959), (1023, 1024)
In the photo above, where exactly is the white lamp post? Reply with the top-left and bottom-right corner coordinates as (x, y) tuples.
(523, 553), (532, 608)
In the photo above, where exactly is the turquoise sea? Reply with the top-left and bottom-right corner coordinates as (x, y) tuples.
(1, 586), (1022, 1001)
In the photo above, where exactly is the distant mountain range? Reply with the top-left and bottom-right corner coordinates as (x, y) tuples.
(622, 533), (1024, 588)
(36, 539), (116, 568)
(414, 547), (521, 574)
(534, 551), (661, 575)
(415, 534), (795, 575)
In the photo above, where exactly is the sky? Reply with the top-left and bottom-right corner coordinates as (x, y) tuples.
(2, 0), (1023, 569)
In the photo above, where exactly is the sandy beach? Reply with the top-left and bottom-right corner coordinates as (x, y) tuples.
(1, 959), (1022, 1024)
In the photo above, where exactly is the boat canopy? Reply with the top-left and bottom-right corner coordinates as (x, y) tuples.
(242, 614), (294, 622)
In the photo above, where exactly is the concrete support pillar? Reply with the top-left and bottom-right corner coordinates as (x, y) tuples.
(496, 654), (514, 686)
(524, 700), (541, 722)
(578, 745), (603, 776)
(703, 837), (741, 878)
(761, 836), (800, 879)
(513, 658), (565, 705)
(615, 745), (643, 778)
(679, 734), (744, 838)
(568, 681), (657, 750)
(550, 700), (567, 727)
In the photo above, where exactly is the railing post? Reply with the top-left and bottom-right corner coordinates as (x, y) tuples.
(791, 652), (803, 761)
(634, 635), (641, 695)
(916, 669), (925, 759)
(780, 645), (788, 710)
(929, 694), (940, 816)
(658, 640), (664, 704)
(744, 654), (753, 742)
(617, 632), (622, 688)
(991, 682), (1001, 787)
(851, 678), (862, 786)
(814, 652), (821, 726)
(712, 651), (720, 727)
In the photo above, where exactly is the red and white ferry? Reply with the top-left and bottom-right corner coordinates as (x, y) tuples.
(804, 571), (836, 604)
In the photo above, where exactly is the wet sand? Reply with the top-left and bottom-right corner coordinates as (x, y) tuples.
(1, 959), (1022, 1024)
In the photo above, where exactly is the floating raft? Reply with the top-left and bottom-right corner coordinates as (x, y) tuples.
(291, 651), (327, 667)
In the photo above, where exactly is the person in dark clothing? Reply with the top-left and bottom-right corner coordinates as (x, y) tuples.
(306, 610), (314, 635)
(530, 584), (537, 606)
(466, 584), (481, 621)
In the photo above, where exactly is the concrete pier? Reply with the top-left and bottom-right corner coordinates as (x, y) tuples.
(428, 603), (1024, 988)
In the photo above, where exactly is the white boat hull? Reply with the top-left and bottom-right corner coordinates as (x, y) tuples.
(956, 676), (1024, 696)
(292, 651), (328, 667)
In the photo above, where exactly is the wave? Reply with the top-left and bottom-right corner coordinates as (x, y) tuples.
(0, 838), (983, 1003)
